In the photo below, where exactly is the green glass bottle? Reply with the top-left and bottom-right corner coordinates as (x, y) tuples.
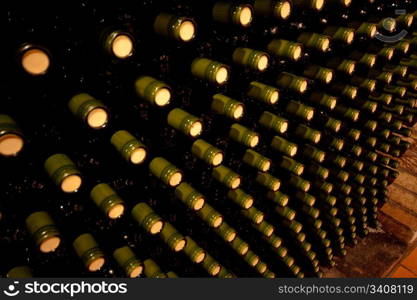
(191, 58), (230, 85)
(298, 33), (331, 52)
(143, 259), (167, 278)
(303, 65), (334, 84)
(17, 43), (51, 76)
(267, 39), (303, 61)
(90, 183), (126, 219)
(113, 246), (143, 278)
(7, 266), (33, 278)
(232, 47), (270, 72)
(271, 136), (297, 157)
(110, 130), (147, 165)
(174, 182), (205, 211)
(149, 157), (183, 187)
(212, 2), (253, 27)
(212, 94), (245, 120)
(191, 139), (224, 167)
(131, 203), (165, 235)
(294, 124), (321, 144)
(248, 82), (280, 105)
(68, 93), (109, 129)
(323, 26), (355, 45)
(267, 190), (289, 206)
(44, 154), (82, 193)
(167, 108), (203, 138)
(154, 13), (196, 42)
(25, 211), (61, 253)
(73, 233), (105, 272)
(285, 101), (315, 121)
(259, 112), (288, 134)
(135, 76), (171, 107)
(0, 114), (24, 157)
(227, 189), (254, 209)
(202, 254), (222, 276)
(102, 30), (135, 59)
(241, 207), (265, 224)
(160, 222), (187, 252)
(197, 203), (223, 228)
(292, 0), (325, 11)
(256, 172), (281, 192)
(243, 149), (271, 172)
(214, 222), (237, 242)
(212, 165), (241, 189)
(253, 0), (292, 20)
(276, 72), (309, 94)
(229, 124), (260, 148)
(183, 237), (206, 264)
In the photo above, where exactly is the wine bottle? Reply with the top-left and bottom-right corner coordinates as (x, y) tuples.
(0, 114), (25, 157)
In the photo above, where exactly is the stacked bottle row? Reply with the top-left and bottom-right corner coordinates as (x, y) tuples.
(1, 0), (417, 277)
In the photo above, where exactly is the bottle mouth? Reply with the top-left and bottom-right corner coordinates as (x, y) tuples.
(249, 135), (260, 148)
(0, 133), (24, 157)
(321, 70), (333, 83)
(189, 121), (203, 137)
(250, 256), (260, 267)
(261, 160), (271, 172)
(313, 0), (325, 11)
(254, 213), (264, 224)
(60, 174), (82, 193)
(369, 25), (377, 38)
(154, 88), (171, 107)
(237, 6), (253, 27)
(150, 220), (164, 234)
(178, 20), (196, 42)
(215, 66), (229, 84)
(257, 55), (269, 71)
(88, 257), (106, 272)
(319, 38), (330, 51)
(130, 148), (147, 165)
(398, 42), (410, 54)
(193, 197), (205, 211)
(280, 121), (289, 134)
(343, 0), (352, 7)
(194, 252), (205, 264)
(256, 262), (267, 274)
(345, 31), (355, 44)
(276, 1), (291, 20)
(107, 204), (125, 219)
(306, 109), (314, 121)
(348, 87), (358, 99)
(87, 108), (109, 129)
(406, 15), (414, 27)
(129, 266), (143, 278)
(21, 47), (50, 75)
(384, 46), (395, 59)
(210, 264), (221, 276)
(227, 232), (237, 242)
(343, 61), (355, 75)
(298, 80), (308, 93)
(39, 236), (61, 253)
(292, 45), (302, 61)
(244, 198), (254, 209)
(174, 239), (187, 252)
(233, 105), (245, 120)
(111, 34), (134, 59)
(269, 90), (280, 104)
(211, 152), (224, 167)
(169, 172), (183, 187)
(212, 216), (223, 228)
(265, 227), (274, 237)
